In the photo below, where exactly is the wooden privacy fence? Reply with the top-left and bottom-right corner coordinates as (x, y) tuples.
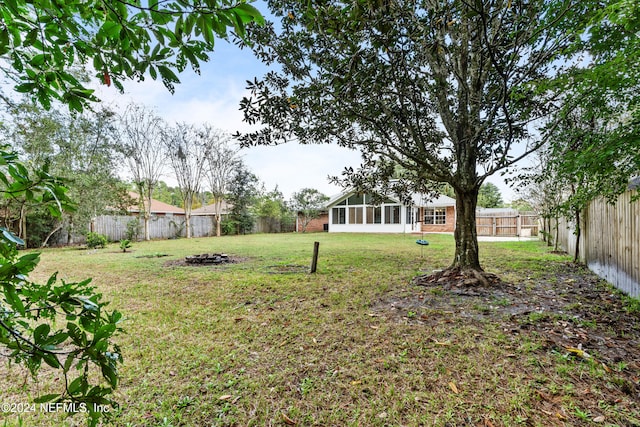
(555, 187), (639, 298)
(253, 216), (296, 234)
(475, 213), (539, 237)
(91, 215), (297, 241)
(92, 215), (217, 241)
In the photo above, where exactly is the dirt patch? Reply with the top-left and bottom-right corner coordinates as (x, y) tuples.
(136, 253), (171, 258)
(372, 262), (640, 418)
(163, 256), (247, 267)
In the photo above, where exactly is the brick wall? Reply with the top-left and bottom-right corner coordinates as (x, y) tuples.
(421, 206), (455, 233)
(297, 213), (329, 233)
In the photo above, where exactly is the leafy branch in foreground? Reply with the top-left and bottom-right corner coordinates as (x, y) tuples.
(0, 0), (264, 111)
(0, 146), (123, 426)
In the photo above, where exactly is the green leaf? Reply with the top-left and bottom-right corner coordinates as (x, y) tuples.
(93, 55), (104, 71)
(234, 3), (265, 25)
(29, 53), (46, 66)
(63, 352), (76, 372)
(157, 65), (180, 83)
(100, 21), (122, 38)
(33, 324), (51, 345)
(46, 332), (69, 347)
(43, 352), (61, 368)
(151, 10), (172, 25)
(67, 376), (84, 395)
(101, 364), (118, 388)
(93, 324), (116, 343)
(14, 83), (35, 93)
(4, 285), (25, 316)
(0, 28), (9, 55)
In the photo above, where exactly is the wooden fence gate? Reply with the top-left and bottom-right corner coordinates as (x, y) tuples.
(475, 213), (539, 237)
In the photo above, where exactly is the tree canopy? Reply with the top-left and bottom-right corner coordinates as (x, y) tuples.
(290, 188), (329, 232)
(1, 0), (264, 111)
(516, 0), (640, 260)
(477, 183), (503, 209)
(1, 101), (128, 246)
(239, 0), (596, 273)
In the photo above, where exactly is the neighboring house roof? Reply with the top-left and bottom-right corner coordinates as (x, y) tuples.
(326, 189), (456, 208)
(191, 201), (233, 216)
(127, 192), (185, 215)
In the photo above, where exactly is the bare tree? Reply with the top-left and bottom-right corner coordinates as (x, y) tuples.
(204, 132), (240, 237)
(117, 103), (167, 241)
(166, 123), (220, 238)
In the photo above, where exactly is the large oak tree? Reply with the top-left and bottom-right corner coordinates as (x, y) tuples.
(239, 0), (595, 275)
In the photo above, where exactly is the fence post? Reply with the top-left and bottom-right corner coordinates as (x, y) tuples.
(310, 241), (320, 274)
(516, 215), (521, 237)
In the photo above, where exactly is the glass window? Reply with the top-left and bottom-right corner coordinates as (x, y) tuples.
(406, 207), (414, 224)
(384, 205), (401, 224)
(349, 206), (363, 224)
(424, 207), (446, 225)
(347, 194), (364, 205)
(332, 207), (346, 224)
(366, 206), (382, 224)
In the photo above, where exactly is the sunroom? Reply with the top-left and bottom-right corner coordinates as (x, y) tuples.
(327, 192), (419, 233)
(326, 191), (456, 233)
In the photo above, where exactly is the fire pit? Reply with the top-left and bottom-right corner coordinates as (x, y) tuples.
(184, 253), (231, 264)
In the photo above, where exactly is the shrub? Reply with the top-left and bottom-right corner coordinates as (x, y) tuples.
(125, 218), (141, 241)
(119, 239), (132, 252)
(221, 219), (238, 235)
(86, 232), (108, 249)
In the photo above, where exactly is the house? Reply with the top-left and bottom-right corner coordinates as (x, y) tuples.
(191, 201), (233, 235)
(191, 201), (233, 217)
(126, 192), (184, 217)
(296, 210), (329, 232)
(326, 190), (456, 233)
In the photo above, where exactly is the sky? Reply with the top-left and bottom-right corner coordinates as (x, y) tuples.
(90, 19), (519, 203)
(91, 40), (368, 201)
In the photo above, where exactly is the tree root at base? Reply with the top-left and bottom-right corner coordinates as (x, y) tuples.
(413, 266), (502, 289)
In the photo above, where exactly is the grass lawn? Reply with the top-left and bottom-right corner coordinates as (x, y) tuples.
(1, 233), (639, 426)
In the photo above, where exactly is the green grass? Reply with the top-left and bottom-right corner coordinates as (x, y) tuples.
(1, 233), (637, 426)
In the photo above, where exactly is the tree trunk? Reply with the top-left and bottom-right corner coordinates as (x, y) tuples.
(185, 213), (192, 238)
(452, 186), (482, 272)
(143, 212), (150, 241)
(573, 207), (581, 263)
(544, 216), (552, 246)
(41, 223), (63, 248)
(215, 213), (221, 237)
(19, 204), (27, 246)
